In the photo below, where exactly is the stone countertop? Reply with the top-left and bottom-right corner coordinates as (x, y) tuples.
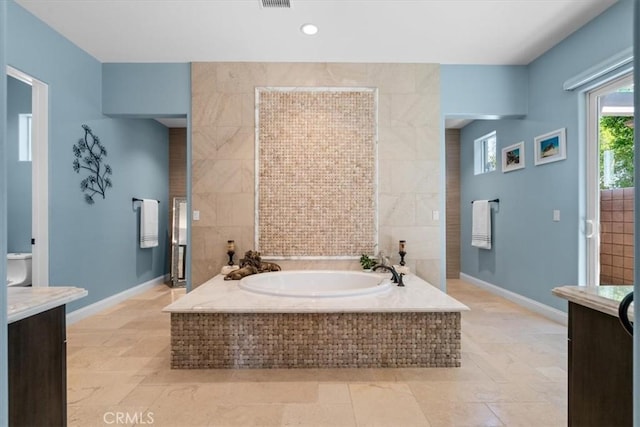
(552, 285), (634, 320)
(163, 273), (469, 314)
(8, 286), (88, 323)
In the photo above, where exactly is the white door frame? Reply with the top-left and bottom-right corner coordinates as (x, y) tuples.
(585, 72), (633, 287)
(6, 66), (49, 287)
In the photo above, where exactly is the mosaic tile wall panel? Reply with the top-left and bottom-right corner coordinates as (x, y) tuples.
(256, 88), (376, 257)
(171, 312), (461, 369)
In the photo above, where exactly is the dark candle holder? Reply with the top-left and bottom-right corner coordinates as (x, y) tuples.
(399, 251), (406, 266)
(227, 250), (235, 266)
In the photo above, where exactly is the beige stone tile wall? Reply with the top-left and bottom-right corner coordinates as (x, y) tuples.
(191, 63), (441, 286)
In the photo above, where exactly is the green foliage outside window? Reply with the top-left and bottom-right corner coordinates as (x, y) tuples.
(599, 116), (634, 189)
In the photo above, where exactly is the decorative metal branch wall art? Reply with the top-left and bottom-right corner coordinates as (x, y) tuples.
(72, 124), (113, 204)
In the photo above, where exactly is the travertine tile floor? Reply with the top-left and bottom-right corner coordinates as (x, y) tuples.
(66, 279), (568, 427)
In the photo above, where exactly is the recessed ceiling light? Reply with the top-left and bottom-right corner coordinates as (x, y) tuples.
(300, 23), (319, 36)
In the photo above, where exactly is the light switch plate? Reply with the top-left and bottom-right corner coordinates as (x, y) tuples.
(432, 210), (440, 221)
(193, 210), (200, 221)
(553, 210), (560, 222)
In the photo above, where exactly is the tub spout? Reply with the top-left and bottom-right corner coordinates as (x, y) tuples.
(372, 264), (405, 287)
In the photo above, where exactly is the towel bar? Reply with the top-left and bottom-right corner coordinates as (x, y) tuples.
(471, 198), (499, 204)
(132, 198), (160, 204)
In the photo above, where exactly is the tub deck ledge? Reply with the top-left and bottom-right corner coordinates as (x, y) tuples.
(163, 272), (469, 314)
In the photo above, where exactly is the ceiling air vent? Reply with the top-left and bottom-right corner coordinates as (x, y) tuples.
(261, 0), (291, 8)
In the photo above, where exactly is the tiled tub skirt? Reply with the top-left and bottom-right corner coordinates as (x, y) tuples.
(170, 312), (461, 369)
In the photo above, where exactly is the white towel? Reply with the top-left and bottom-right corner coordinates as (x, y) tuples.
(471, 200), (492, 250)
(140, 199), (159, 248)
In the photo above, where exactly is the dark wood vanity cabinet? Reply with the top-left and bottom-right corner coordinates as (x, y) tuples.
(568, 302), (632, 427)
(9, 305), (67, 427)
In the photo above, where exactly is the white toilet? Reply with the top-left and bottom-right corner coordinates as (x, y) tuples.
(7, 253), (32, 287)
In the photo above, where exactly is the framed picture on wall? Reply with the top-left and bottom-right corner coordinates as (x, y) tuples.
(534, 128), (566, 166)
(502, 141), (525, 172)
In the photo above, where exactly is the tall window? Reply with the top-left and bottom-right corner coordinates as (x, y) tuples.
(474, 131), (496, 175)
(19, 113), (32, 162)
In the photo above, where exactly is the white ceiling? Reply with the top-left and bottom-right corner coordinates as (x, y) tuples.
(16, 0), (617, 65)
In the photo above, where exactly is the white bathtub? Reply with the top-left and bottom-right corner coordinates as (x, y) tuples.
(239, 270), (392, 298)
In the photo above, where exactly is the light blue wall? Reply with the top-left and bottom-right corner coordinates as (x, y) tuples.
(101, 63), (191, 290)
(7, 76), (32, 253)
(60, 119), (169, 312)
(457, 0), (633, 311)
(0, 1), (8, 423)
(7, 1), (170, 310)
(441, 65), (528, 119)
(102, 63), (190, 117)
(440, 65), (529, 292)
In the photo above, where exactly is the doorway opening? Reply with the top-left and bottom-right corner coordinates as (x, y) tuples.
(586, 72), (634, 286)
(6, 66), (49, 287)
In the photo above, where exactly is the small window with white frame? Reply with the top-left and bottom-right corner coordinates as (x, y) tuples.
(474, 131), (497, 175)
(19, 113), (32, 162)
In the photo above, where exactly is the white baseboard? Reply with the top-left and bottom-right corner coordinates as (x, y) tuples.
(66, 275), (167, 325)
(459, 273), (568, 326)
